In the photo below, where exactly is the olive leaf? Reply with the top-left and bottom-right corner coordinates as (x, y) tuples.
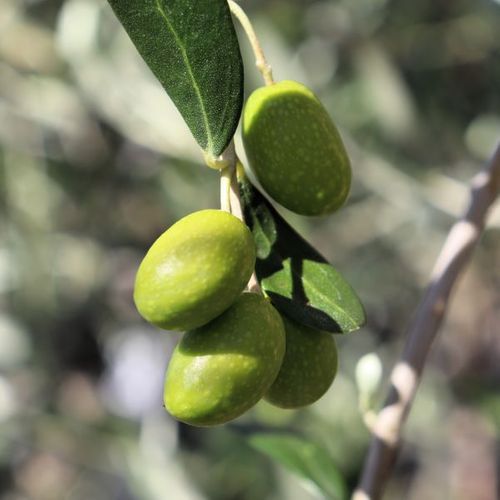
(239, 175), (366, 333)
(107, 0), (243, 156)
(249, 433), (348, 500)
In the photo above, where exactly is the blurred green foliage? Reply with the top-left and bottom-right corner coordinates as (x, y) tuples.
(0, 0), (499, 499)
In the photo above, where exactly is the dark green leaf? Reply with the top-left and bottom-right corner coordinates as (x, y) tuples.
(239, 175), (365, 333)
(249, 433), (347, 500)
(107, 0), (243, 156)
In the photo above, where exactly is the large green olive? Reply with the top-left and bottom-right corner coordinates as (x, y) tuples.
(243, 80), (351, 216)
(265, 315), (338, 408)
(134, 210), (256, 331)
(164, 293), (285, 426)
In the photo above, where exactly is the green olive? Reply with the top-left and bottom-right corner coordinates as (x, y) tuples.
(243, 80), (351, 216)
(134, 209), (256, 331)
(265, 315), (338, 408)
(164, 293), (285, 426)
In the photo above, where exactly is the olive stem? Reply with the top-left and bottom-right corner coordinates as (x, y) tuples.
(229, 160), (244, 221)
(229, 167), (261, 293)
(217, 137), (262, 295)
(233, 158), (262, 294)
(219, 140), (237, 213)
(228, 0), (274, 86)
(220, 167), (233, 213)
(353, 142), (500, 500)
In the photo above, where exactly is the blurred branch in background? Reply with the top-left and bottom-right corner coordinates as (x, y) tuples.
(354, 143), (500, 500)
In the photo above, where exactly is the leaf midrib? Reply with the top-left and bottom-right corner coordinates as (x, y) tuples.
(155, 0), (214, 152)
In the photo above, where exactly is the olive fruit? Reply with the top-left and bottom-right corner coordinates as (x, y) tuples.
(164, 293), (285, 426)
(243, 80), (351, 216)
(134, 209), (256, 331)
(265, 315), (338, 408)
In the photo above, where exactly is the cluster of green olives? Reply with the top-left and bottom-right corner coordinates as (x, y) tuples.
(134, 80), (350, 426)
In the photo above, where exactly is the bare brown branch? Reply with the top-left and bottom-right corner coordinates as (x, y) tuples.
(353, 143), (500, 500)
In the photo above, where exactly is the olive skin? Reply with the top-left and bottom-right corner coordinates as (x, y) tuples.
(134, 210), (256, 331)
(243, 80), (351, 216)
(265, 315), (338, 409)
(164, 293), (286, 426)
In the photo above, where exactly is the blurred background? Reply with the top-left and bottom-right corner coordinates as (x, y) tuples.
(1, 0), (499, 498)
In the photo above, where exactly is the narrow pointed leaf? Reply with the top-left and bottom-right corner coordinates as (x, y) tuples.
(107, 0), (243, 156)
(249, 433), (347, 500)
(239, 175), (365, 333)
